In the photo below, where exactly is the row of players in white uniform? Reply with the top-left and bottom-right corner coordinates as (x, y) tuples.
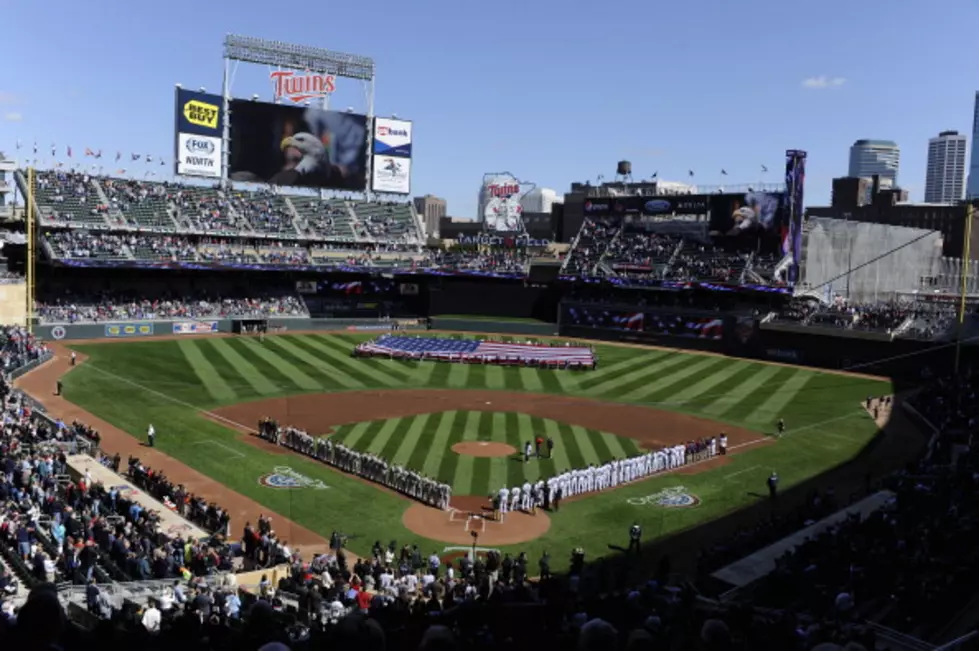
(498, 435), (728, 514)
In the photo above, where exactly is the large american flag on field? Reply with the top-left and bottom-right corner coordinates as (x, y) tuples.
(360, 335), (595, 364)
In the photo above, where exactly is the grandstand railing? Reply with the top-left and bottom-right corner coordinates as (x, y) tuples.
(865, 622), (937, 651)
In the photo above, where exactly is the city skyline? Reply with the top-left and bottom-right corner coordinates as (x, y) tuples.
(924, 130), (967, 204)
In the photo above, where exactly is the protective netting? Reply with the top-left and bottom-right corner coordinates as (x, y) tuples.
(802, 218), (943, 302)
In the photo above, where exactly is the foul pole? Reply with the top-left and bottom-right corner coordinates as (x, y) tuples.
(25, 167), (35, 334)
(954, 202), (974, 374)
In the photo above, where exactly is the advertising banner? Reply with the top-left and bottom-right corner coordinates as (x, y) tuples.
(105, 323), (154, 338)
(174, 88), (224, 179)
(478, 172), (535, 232)
(228, 99), (368, 191)
(373, 118), (412, 157)
(785, 150), (807, 284)
(371, 155), (411, 194)
(172, 321), (218, 334)
(583, 195), (711, 216)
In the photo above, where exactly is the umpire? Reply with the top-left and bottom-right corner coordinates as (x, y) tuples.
(628, 522), (642, 554)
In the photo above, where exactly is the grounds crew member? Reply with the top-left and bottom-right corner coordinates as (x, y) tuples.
(777, 418), (785, 436)
(147, 423), (155, 448)
(628, 522), (642, 554)
(546, 437), (554, 458)
(70, 351), (77, 366)
(767, 471), (779, 499)
(56, 380), (63, 396)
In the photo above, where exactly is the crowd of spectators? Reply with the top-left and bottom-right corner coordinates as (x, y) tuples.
(563, 218), (620, 275)
(665, 246), (747, 283)
(0, 326), (48, 374)
(422, 248), (531, 274)
(229, 190), (295, 235)
(604, 231), (680, 271)
(45, 230), (128, 259)
(35, 291), (309, 323)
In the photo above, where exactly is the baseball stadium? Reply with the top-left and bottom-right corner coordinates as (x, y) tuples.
(0, 30), (978, 651)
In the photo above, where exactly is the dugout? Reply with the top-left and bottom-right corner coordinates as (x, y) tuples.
(233, 319), (268, 334)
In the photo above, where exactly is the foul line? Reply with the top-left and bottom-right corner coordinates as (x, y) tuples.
(80, 361), (258, 434)
(195, 439), (245, 459)
(722, 465), (759, 480)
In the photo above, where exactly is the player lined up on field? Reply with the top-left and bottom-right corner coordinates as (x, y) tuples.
(256, 419), (451, 510)
(494, 434), (728, 515)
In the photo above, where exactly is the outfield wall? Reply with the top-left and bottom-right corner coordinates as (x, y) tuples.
(430, 318), (558, 336)
(34, 317), (427, 341)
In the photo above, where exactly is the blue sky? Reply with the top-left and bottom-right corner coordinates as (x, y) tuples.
(2, 0), (978, 219)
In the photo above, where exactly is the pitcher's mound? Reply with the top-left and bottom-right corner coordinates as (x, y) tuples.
(451, 441), (516, 458)
(403, 496), (550, 545)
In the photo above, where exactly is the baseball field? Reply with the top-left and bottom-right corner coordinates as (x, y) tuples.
(26, 331), (892, 567)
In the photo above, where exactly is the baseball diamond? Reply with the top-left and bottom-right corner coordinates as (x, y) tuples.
(22, 330), (891, 566)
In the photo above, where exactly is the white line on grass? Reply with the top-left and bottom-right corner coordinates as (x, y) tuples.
(722, 465), (759, 480)
(195, 440), (245, 459)
(81, 363), (257, 434)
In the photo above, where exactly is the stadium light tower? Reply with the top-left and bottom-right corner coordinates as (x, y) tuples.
(221, 34), (377, 194)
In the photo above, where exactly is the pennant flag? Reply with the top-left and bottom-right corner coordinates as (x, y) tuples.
(56, 162), (64, 168)
(67, 146), (72, 158)
(50, 146), (56, 157)
(95, 150), (102, 159)
(117, 169), (126, 175)
(146, 154), (153, 163)
(160, 158), (165, 166)
(131, 153), (140, 161)
(115, 152), (121, 162)
(688, 170), (694, 177)
(15, 140), (21, 150)
(761, 164), (768, 173)
(84, 147), (95, 157)
(651, 171), (658, 179)
(32, 142), (37, 154)
(721, 169), (728, 176)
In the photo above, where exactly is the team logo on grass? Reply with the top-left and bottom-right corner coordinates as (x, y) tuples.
(258, 466), (329, 490)
(627, 486), (701, 508)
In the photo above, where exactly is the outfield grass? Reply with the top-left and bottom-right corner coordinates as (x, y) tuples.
(60, 333), (890, 564)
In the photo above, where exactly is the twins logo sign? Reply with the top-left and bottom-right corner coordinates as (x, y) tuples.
(258, 466), (329, 490)
(627, 486), (701, 508)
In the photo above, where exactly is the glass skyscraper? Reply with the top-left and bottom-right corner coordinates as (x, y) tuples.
(966, 92), (979, 199)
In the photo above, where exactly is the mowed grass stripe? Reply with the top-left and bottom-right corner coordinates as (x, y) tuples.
(537, 370), (563, 393)
(194, 338), (261, 399)
(453, 411), (481, 495)
(659, 360), (753, 407)
(722, 367), (798, 423)
(702, 365), (782, 417)
(411, 359), (438, 386)
(466, 365), (489, 389)
(744, 369), (815, 426)
(315, 335), (413, 380)
(267, 337), (364, 389)
(367, 418), (403, 456)
(586, 354), (690, 396)
(531, 416), (557, 479)
(543, 418), (571, 473)
(391, 413), (430, 466)
(341, 420), (384, 452)
(517, 367), (544, 392)
(558, 422), (586, 469)
(485, 365), (506, 390)
(222, 338), (305, 392)
(427, 362), (452, 387)
(407, 412), (443, 471)
(570, 425), (601, 466)
(288, 335), (383, 386)
(422, 411), (456, 478)
(469, 412), (494, 497)
(306, 335), (408, 385)
(517, 413), (540, 483)
(207, 338), (280, 395)
(177, 340), (237, 403)
(587, 428), (614, 463)
(601, 431), (631, 459)
(674, 364), (768, 412)
(336, 421), (372, 449)
(447, 363), (470, 387)
(501, 367), (523, 391)
(234, 337), (321, 390)
(577, 351), (668, 389)
(379, 417), (414, 460)
(504, 413), (525, 488)
(620, 356), (726, 401)
(436, 414), (466, 484)
(487, 413), (509, 491)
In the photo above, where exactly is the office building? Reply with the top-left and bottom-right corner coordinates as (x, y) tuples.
(967, 92), (979, 198)
(924, 130), (967, 204)
(848, 140), (900, 187)
(519, 188), (562, 214)
(412, 195), (446, 238)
